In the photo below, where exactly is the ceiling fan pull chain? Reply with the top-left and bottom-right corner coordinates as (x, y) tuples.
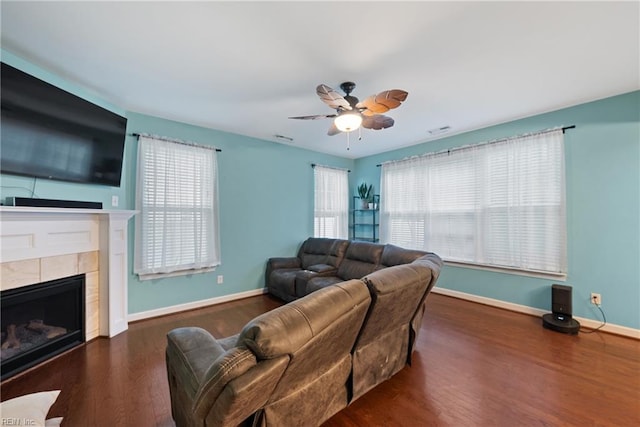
(347, 131), (351, 150)
(358, 126), (362, 141)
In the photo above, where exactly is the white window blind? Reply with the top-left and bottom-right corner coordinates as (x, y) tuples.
(381, 129), (566, 275)
(314, 165), (349, 239)
(134, 135), (221, 279)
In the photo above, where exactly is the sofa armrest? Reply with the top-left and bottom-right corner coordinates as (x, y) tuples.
(193, 347), (258, 419)
(294, 265), (339, 297)
(267, 257), (302, 270)
(167, 327), (226, 397)
(265, 257), (302, 287)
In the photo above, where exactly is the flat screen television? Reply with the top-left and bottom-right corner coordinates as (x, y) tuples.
(1, 62), (127, 187)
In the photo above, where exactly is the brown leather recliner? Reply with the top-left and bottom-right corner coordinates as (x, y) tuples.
(166, 330), (288, 426)
(266, 238), (349, 302)
(252, 279), (371, 426)
(350, 253), (443, 402)
(166, 279), (371, 427)
(406, 253), (443, 357)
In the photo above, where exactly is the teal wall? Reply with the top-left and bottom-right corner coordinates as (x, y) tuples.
(2, 50), (638, 329)
(124, 113), (353, 313)
(353, 91), (640, 330)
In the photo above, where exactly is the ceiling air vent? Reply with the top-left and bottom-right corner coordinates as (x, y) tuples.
(427, 126), (451, 136)
(274, 134), (294, 143)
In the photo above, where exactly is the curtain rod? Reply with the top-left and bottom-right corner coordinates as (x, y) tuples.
(311, 163), (351, 173)
(130, 133), (221, 152)
(376, 125), (575, 167)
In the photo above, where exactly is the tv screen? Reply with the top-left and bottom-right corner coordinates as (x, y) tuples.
(1, 62), (127, 187)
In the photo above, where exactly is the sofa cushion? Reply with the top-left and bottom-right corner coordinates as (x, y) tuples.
(299, 238), (349, 269)
(192, 347), (258, 419)
(380, 244), (427, 267)
(268, 268), (301, 301)
(305, 275), (345, 294)
(257, 279), (372, 426)
(360, 264), (431, 345)
(337, 241), (383, 280)
(0, 391), (61, 427)
(238, 280), (370, 359)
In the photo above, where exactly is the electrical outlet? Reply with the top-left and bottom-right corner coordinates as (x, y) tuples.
(591, 293), (601, 306)
(217, 275), (223, 285)
(111, 195), (119, 207)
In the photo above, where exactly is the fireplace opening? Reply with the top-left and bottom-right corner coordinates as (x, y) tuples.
(1, 274), (85, 380)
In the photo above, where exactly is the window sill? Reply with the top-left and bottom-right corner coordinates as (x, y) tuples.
(137, 266), (217, 281)
(443, 260), (567, 281)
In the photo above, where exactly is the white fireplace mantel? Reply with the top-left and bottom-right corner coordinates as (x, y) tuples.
(0, 207), (137, 338)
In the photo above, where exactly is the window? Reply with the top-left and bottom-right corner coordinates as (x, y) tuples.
(314, 165), (348, 239)
(134, 135), (220, 279)
(380, 129), (566, 275)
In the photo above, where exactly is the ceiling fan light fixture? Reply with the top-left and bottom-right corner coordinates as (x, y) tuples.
(334, 112), (362, 132)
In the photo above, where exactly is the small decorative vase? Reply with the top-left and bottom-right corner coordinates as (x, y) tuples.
(368, 203), (374, 209)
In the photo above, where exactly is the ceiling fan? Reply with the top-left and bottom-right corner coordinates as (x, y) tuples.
(289, 82), (408, 149)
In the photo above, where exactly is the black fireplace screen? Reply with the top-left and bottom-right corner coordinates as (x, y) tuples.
(1, 274), (85, 380)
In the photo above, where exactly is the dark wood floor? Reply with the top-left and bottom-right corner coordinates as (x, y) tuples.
(2, 293), (639, 426)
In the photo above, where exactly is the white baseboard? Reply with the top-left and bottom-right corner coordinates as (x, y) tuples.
(127, 287), (269, 323)
(127, 285), (639, 340)
(431, 287), (640, 340)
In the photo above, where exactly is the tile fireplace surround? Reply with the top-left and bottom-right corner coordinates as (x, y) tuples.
(0, 207), (136, 341)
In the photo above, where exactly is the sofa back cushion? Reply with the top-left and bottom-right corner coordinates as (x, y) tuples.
(337, 241), (383, 280)
(298, 238), (349, 270)
(350, 262), (435, 400)
(192, 346), (258, 419)
(359, 264), (433, 346)
(238, 279), (371, 425)
(380, 244), (428, 268)
(237, 279), (370, 359)
(410, 253), (443, 294)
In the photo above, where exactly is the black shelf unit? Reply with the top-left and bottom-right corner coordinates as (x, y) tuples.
(351, 195), (380, 242)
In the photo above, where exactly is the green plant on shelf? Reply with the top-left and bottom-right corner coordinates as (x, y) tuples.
(357, 183), (373, 209)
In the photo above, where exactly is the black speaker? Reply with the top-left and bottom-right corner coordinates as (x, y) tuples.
(5, 197), (102, 209)
(543, 284), (580, 334)
(551, 284), (573, 317)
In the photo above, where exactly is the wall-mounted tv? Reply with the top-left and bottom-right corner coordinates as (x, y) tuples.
(1, 62), (127, 187)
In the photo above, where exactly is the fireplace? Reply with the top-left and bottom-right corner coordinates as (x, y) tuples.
(1, 274), (86, 380)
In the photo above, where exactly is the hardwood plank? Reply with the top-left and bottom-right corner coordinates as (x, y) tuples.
(1, 294), (638, 426)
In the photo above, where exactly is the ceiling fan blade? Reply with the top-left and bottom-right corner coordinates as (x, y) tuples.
(316, 84), (352, 111)
(288, 114), (337, 120)
(358, 96), (389, 115)
(362, 114), (395, 130)
(357, 89), (408, 115)
(327, 122), (341, 136)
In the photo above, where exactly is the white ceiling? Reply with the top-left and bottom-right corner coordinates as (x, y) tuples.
(2, 1), (638, 159)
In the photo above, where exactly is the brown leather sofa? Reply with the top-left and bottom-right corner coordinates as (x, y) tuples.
(166, 241), (442, 426)
(266, 238), (350, 302)
(352, 253), (442, 401)
(166, 280), (371, 427)
(267, 238), (430, 300)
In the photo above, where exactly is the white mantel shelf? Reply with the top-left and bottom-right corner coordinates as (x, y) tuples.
(0, 207), (137, 338)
